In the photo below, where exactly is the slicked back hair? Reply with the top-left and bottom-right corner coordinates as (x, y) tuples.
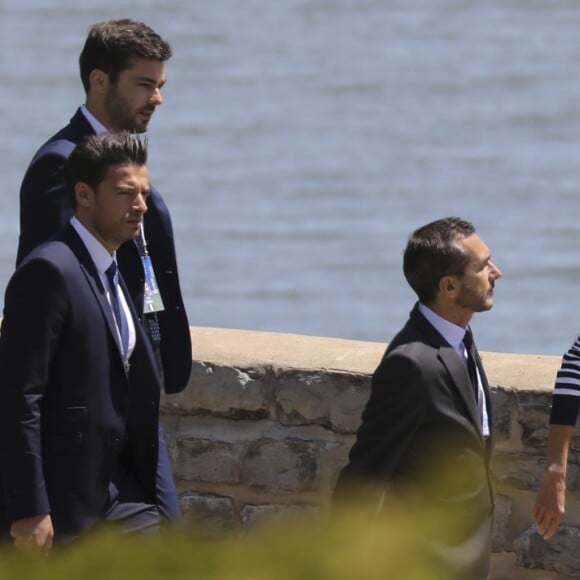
(403, 217), (476, 305)
(65, 131), (148, 207)
(79, 19), (172, 92)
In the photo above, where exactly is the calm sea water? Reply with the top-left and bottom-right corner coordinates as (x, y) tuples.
(2, 0), (580, 356)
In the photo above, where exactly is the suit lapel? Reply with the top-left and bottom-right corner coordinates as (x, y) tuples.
(59, 225), (127, 368)
(410, 305), (486, 444)
(438, 347), (484, 440)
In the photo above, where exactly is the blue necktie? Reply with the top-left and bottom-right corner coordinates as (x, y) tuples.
(105, 261), (130, 366)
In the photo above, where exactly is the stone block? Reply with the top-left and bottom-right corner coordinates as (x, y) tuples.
(492, 453), (545, 491)
(515, 524), (580, 577)
(180, 491), (237, 537)
(572, 431), (580, 452)
(493, 453), (578, 492)
(161, 362), (269, 419)
(490, 387), (513, 441)
(242, 438), (320, 492)
(492, 494), (513, 552)
(276, 370), (369, 432)
(515, 391), (553, 448)
(319, 436), (356, 493)
(240, 503), (320, 529)
(174, 437), (241, 484)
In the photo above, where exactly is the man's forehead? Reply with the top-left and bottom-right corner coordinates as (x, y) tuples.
(122, 57), (166, 77)
(458, 233), (490, 259)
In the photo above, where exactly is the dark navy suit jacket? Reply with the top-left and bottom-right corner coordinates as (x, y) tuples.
(18, 108), (192, 395)
(0, 225), (161, 537)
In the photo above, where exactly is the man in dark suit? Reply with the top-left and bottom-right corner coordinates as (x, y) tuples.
(17, 19), (191, 523)
(334, 217), (502, 579)
(0, 132), (168, 552)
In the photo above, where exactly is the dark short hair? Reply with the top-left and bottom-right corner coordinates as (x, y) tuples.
(65, 132), (148, 206)
(403, 217), (476, 304)
(79, 19), (172, 92)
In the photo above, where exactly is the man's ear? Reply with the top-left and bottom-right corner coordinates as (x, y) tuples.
(89, 69), (108, 94)
(75, 182), (93, 207)
(439, 275), (457, 298)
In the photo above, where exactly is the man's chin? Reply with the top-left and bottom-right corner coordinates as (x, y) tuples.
(125, 119), (149, 134)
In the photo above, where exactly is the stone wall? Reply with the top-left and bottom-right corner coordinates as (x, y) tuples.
(161, 327), (580, 579)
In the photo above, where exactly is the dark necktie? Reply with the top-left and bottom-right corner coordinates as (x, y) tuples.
(106, 261), (130, 366)
(463, 328), (479, 398)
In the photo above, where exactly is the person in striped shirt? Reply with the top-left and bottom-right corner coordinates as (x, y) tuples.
(533, 336), (580, 539)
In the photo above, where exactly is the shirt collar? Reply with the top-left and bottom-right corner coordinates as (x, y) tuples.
(70, 216), (116, 275)
(81, 104), (108, 134)
(418, 302), (466, 352)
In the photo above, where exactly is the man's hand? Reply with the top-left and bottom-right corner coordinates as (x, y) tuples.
(533, 469), (566, 539)
(10, 514), (54, 554)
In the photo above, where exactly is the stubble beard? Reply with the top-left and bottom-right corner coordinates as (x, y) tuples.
(456, 284), (494, 314)
(104, 89), (148, 134)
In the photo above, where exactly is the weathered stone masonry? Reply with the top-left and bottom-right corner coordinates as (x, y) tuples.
(161, 327), (580, 579)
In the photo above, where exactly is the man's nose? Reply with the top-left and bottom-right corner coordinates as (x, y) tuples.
(134, 193), (148, 213)
(150, 87), (163, 106)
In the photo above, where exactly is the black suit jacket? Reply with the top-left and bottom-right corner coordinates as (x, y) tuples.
(0, 225), (161, 537)
(335, 303), (494, 579)
(17, 108), (191, 394)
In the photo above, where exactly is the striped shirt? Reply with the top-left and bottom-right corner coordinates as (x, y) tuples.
(550, 336), (580, 426)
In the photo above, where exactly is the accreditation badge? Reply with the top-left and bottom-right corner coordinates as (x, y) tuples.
(141, 255), (165, 313)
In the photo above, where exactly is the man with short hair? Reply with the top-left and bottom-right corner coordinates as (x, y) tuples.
(335, 217), (502, 579)
(17, 19), (191, 523)
(1, 132), (167, 551)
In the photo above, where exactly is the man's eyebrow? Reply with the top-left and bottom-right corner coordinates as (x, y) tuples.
(136, 75), (166, 86)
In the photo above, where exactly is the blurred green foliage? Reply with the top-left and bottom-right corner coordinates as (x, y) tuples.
(0, 501), (450, 580)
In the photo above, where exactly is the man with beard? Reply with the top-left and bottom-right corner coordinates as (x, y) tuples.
(15, 19), (191, 525)
(1, 132), (166, 550)
(334, 217), (502, 579)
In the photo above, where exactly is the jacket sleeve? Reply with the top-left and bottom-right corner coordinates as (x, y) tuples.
(334, 352), (428, 495)
(0, 259), (69, 521)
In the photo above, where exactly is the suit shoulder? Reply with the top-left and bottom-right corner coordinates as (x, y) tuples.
(384, 318), (439, 360)
(376, 325), (441, 380)
(20, 240), (78, 273)
(374, 343), (427, 380)
(27, 133), (77, 168)
(23, 112), (89, 175)
(386, 341), (438, 361)
(21, 132), (76, 196)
